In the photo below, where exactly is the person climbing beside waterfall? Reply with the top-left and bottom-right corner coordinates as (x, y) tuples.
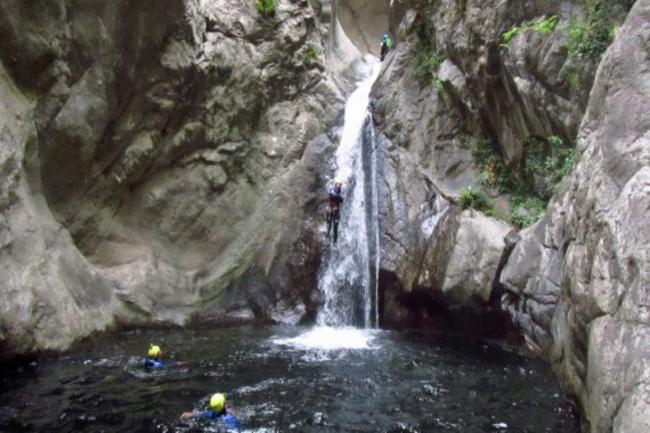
(326, 181), (344, 244)
(180, 392), (240, 431)
(380, 34), (393, 61)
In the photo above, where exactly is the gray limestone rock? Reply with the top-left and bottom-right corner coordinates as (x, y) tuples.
(0, 0), (355, 357)
(336, 0), (390, 57)
(439, 210), (512, 304)
(373, 0), (594, 321)
(500, 1), (650, 431)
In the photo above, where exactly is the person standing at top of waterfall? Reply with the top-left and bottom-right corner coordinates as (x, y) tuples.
(381, 34), (393, 61)
(326, 181), (344, 244)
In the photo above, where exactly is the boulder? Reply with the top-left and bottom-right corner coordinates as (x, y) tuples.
(438, 210), (512, 304)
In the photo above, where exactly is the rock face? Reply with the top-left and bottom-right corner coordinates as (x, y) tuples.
(372, 0), (596, 327)
(501, 1), (650, 431)
(336, 0), (390, 57)
(0, 0), (358, 356)
(373, 1), (648, 429)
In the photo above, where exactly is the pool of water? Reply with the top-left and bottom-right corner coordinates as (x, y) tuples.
(0, 325), (579, 433)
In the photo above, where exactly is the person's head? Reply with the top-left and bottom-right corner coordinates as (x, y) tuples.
(148, 345), (162, 360)
(209, 393), (226, 414)
(334, 181), (342, 191)
(383, 34), (388, 41)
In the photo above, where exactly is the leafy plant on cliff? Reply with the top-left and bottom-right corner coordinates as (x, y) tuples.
(500, 15), (559, 48)
(257, 0), (278, 17)
(415, 41), (446, 83)
(524, 135), (575, 200)
(567, 19), (612, 61)
(567, 0), (615, 61)
(562, 0), (634, 91)
(414, 21), (446, 84)
(509, 194), (546, 229)
(470, 136), (515, 192)
(301, 45), (321, 64)
(563, 69), (581, 90)
(459, 187), (495, 216)
(467, 134), (575, 228)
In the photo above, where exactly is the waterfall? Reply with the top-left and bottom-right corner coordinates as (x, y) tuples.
(317, 58), (381, 329)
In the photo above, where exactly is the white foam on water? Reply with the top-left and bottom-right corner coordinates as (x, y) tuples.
(272, 327), (379, 351)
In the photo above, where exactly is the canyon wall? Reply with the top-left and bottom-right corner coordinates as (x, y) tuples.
(372, 1), (648, 431)
(0, 0), (356, 356)
(501, 2), (650, 431)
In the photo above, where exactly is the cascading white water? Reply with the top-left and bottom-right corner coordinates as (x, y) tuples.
(317, 57), (382, 329)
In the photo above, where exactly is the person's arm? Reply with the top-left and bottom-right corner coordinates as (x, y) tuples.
(179, 411), (195, 422)
(180, 409), (207, 422)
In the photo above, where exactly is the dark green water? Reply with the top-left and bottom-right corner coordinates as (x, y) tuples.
(0, 325), (579, 433)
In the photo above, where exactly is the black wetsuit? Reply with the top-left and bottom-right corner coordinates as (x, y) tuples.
(381, 41), (389, 61)
(327, 187), (344, 243)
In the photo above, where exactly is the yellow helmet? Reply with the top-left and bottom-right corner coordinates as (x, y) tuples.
(147, 345), (161, 359)
(209, 393), (226, 412)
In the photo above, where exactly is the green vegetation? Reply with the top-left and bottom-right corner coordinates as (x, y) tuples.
(466, 134), (574, 228)
(415, 40), (445, 83)
(256, 0), (278, 17)
(567, 17), (612, 60)
(470, 136), (515, 192)
(301, 45), (320, 64)
(433, 78), (452, 102)
(566, 0), (627, 61)
(459, 187), (495, 216)
(509, 194), (546, 229)
(562, 0), (635, 89)
(500, 15), (558, 48)
(414, 21), (446, 84)
(564, 70), (581, 90)
(524, 135), (575, 200)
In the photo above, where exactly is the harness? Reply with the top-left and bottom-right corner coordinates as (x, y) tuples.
(328, 188), (343, 214)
